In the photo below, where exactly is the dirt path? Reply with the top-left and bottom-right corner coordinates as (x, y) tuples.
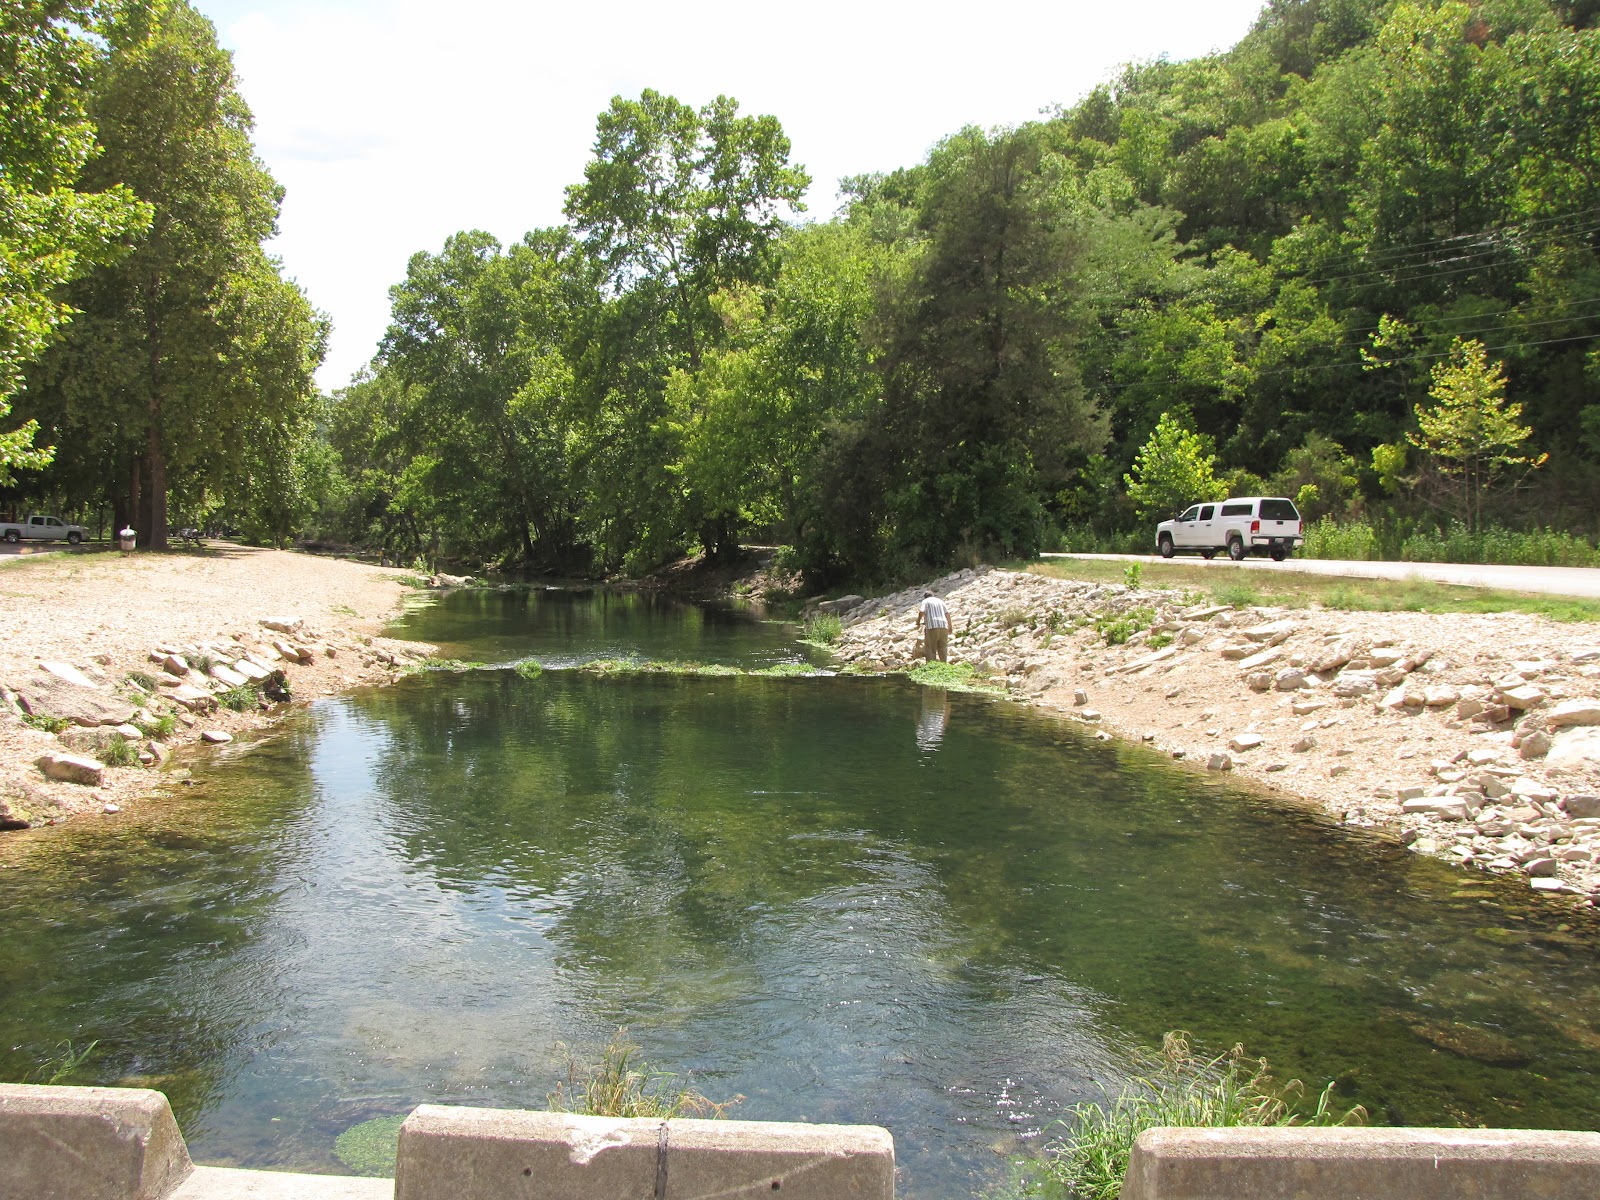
(826, 566), (1600, 904)
(0, 544), (437, 827)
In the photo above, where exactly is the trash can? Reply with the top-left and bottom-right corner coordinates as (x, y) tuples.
(119, 525), (136, 553)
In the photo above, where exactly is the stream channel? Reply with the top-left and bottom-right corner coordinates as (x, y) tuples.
(3, 587), (1600, 1194)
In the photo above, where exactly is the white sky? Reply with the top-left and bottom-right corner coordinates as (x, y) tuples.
(192, 0), (1269, 390)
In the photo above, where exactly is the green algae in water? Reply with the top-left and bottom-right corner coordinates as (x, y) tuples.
(904, 661), (1005, 693)
(334, 1114), (406, 1177)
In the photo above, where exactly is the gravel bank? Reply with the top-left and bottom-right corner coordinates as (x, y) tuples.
(0, 544), (437, 827)
(826, 565), (1600, 904)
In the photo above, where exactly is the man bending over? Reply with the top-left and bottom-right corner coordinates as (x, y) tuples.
(916, 590), (953, 662)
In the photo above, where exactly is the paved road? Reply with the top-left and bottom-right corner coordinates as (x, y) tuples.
(1038, 552), (1600, 600)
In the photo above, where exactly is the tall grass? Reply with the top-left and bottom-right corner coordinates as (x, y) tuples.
(546, 1029), (741, 1119)
(1040, 1033), (1364, 1200)
(1300, 516), (1600, 567)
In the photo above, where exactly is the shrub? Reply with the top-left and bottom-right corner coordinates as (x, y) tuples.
(1124, 562), (1143, 590)
(1300, 517), (1380, 561)
(802, 612), (842, 644)
(22, 712), (70, 734)
(1040, 1033), (1365, 1200)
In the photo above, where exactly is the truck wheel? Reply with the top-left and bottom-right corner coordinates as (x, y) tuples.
(67, 531), (81, 545)
(1227, 537), (1245, 561)
(1158, 534), (1175, 559)
(1269, 543), (1286, 562)
(3, 530), (18, 543)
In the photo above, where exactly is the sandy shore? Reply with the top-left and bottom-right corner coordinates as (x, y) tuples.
(0, 544), (436, 826)
(825, 565), (1600, 904)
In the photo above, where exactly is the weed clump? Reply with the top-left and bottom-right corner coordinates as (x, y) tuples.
(547, 1029), (741, 1119)
(22, 712), (70, 735)
(95, 736), (137, 767)
(905, 661), (1005, 693)
(1094, 606), (1154, 646)
(218, 685), (257, 712)
(1040, 1033), (1365, 1200)
(514, 659), (544, 680)
(801, 612), (843, 645)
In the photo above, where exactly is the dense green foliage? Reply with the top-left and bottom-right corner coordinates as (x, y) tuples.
(4, 1), (325, 546)
(297, 0), (1600, 580)
(8, 0), (1599, 574)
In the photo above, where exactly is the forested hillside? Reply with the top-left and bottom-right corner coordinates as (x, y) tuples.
(7, 0), (1600, 578)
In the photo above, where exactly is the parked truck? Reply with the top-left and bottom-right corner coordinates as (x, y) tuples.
(0, 515), (86, 544)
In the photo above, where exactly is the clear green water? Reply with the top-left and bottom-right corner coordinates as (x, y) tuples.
(3, 589), (1599, 1195)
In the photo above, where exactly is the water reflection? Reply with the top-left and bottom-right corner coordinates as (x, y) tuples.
(916, 689), (951, 755)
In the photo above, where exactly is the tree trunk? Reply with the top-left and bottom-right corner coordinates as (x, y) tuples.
(144, 414), (168, 551)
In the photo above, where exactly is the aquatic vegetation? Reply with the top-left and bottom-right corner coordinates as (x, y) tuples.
(750, 662), (820, 677)
(547, 1029), (741, 1120)
(513, 659), (544, 680)
(9, 1040), (99, 1086)
(578, 658), (741, 677)
(406, 657), (487, 674)
(1038, 1033), (1365, 1200)
(905, 661), (1005, 693)
(334, 1113), (407, 1177)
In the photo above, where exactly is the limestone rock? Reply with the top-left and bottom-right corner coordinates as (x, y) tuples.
(1247, 672), (1272, 692)
(1207, 752), (1233, 771)
(260, 617), (304, 633)
(234, 659), (272, 682)
(1274, 668), (1307, 691)
(208, 664), (249, 688)
(1229, 732), (1263, 752)
(169, 684), (218, 713)
(1332, 670), (1377, 698)
(1423, 686), (1459, 708)
(39, 661), (99, 689)
(1402, 797), (1470, 820)
(1369, 648), (1407, 668)
(1501, 685), (1547, 710)
(1546, 726), (1600, 772)
(35, 752), (104, 786)
(816, 595), (864, 615)
(1562, 794), (1600, 819)
(113, 724), (143, 741)
(1524, 857), (1559, 878)
(201, 730), (233, 744)
(1073, 689), (1088, 706)
(1519, 730), (1552, 760)
(1237, 647), (1285, 672)
(1547, 698), (1600, 728)
(1291, 697), (1329, 716)
(1242, 620), (1296, 644)
(1292, 735), (1316, 752)
(15, 680), (135, 728)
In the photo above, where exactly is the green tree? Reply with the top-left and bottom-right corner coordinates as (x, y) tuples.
(563, 89), (809, 562)
(1409, 338), (1545, 530)
(868, 124), (1106, 568)
(1124, 411), (1226, 520)
(0, 0), (151, 482)
(22, 1), (321, 548)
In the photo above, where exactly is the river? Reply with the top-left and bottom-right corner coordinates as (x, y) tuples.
(2, 587), (1597, 1195)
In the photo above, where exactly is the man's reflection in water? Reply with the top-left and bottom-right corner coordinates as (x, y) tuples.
(916, 688), (952, 754)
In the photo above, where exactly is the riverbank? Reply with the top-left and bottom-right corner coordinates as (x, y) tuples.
(0, 545), (437, 828)
(824, 565), (1600, 902)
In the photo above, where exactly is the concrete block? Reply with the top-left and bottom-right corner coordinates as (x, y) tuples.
(1120, 1125), (1600, 1200)
(394, 1107), (894, 1200)
(168, 1165), (393, 1199)
(0, 1082), (192, 1200)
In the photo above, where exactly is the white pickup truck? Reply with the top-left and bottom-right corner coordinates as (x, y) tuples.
(0, 515), (87, 544)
